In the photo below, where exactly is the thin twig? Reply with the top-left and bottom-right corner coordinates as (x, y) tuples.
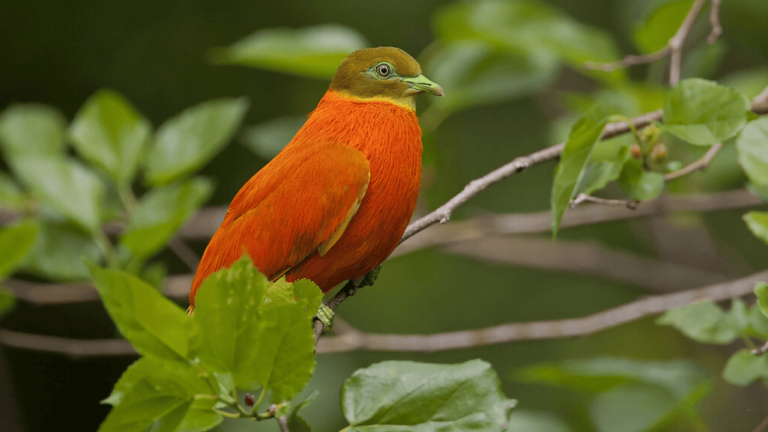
(584, 0), (707, 83)
(751, 413), (768, 432)
(316, 269), (768, 353)
(401, 109), (665, 243)
(6, 189), (764, 307)
(669, 0), (707, 86)
(167, 237), (201, 271)
(570, 193), (639, 209)
(663, 142), (723, 181)
(276, 416), (290, 432)
(707, 0), (723, 44)
(751, 339), (768, 356)
(445, 236), (730, 293)
(585, 47), (671, 72)
(4, 269), (766, 357)
(754, 85), (768, 107)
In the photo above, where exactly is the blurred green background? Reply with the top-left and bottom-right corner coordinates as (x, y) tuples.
(1, 0), (768, 431)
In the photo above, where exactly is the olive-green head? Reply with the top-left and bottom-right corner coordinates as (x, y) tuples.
(330, 47), (444, 109)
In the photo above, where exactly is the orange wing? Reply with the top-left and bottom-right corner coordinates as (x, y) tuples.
(189, 143), (370, 304)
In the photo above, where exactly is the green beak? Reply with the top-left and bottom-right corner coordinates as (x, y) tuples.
(403, 74), (445, 97)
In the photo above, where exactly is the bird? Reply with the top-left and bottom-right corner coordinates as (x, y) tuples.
(188, 46), (443, 310)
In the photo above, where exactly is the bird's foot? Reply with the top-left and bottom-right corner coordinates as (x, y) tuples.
(358, 266), (381, 289)
(315, 303), (335, 330)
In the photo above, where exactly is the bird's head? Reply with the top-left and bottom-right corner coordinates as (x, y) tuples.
(330, 47), (444, 110)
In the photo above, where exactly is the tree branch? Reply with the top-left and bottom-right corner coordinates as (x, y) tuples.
(663, 142), (722, 181)
(707, 0), (723, 44)
(401, 109), (665, 243)
(570, 194), (638, 209)
(6, 189), (764, 307)
(668, 0), (707, 86)
(586, 0), (724, 87)
(315, 269), (768, 353)
(4, 269), (765, 358)
(444, 236), (730, 293)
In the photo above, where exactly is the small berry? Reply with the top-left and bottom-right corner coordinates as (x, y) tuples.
(244, 393), (255, 407)
(630, 144), (642, 159)
(651, 143), (667, 163)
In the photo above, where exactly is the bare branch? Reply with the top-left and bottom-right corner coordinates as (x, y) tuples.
(585, 0), (708, 83)
(585, 47), (670, 72)
(707, 0), (723, 44)
(7, 189), (763, 308)
(570, 193), (638, 209)
(401, 109), (665, 243)
(276, 416), (290, 432)
(754, 85), (768, 107)
(168, 237), (201, 271)
(0, 328), (135, 357)
(4, 269), (765, 358)
(663, 142), (722, 181)
(392, 189), (765, 259)
(668, 0), (707, 86)
(316, 269), (768, 354)
(445, 236), (729, 293)
(751, 339), (768, 356)
(751, 414), (768, 432)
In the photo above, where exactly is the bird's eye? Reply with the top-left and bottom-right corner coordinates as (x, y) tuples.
(375, 63), (392, 78)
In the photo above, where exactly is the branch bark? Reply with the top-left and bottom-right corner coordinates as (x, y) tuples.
(315, 269), (768, 353)
(6, 268), (763, 357)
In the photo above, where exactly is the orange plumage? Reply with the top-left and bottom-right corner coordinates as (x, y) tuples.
(189, 47), (443, 306)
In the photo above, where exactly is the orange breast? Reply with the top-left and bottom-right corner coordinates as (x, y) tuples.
(190, 90), (423, 301)
(284, 92), (423, 290)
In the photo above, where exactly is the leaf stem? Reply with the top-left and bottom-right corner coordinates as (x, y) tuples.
(94, 230), (118, 268)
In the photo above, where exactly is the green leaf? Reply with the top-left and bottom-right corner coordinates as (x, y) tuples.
(736, 117), (768, 188)
(657, 300), (742, 344)
(756, 282), (768, 319)
(70, 89), (152, 187)
(239, 116), (305, 160)
(663, 78), (751, 145)
(193, 257), (268, 375)
(144, 98), (249, 186)
(287, 390), (318, 432)
(513, 358), (709, 432)
(210, 25), (368, 79)
(0, 104), (67, 157)
(590, 382), (677, 432)
(512, 358), (710, 399)
(194, 258), (316, 400)
(744, 212), (768, 246)
(98, 379), (192, 432)
(573, 137), (632, 196)
(507, 410), (571, 432)
(88, 264), (200, 361)
(0, 172), (27, 210)
(102, 357), (222, 432)
(12, 156), (105, 233)
(550, 104), (611, 236)
(341, 359), (515, 431)
(425, 41), (559, 114)
(723, 349), (768, 386)
(0, 220), (39, 278)
(265, 278), (323, 321)
(617, 159), (665, 201)
(0, 288), (16, 320)
(120, 178), (214, 259)
(748, 182), (768, 202)
(254, 304), (316, 401)
(433, 0), (623, 83)
(633, 1), (693, 53)
(22, 222), (102, 280)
